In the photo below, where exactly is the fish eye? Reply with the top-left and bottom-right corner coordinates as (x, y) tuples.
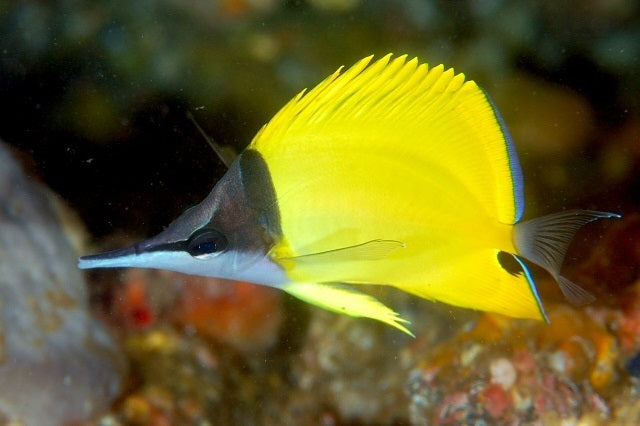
(187, 229), (228, 258)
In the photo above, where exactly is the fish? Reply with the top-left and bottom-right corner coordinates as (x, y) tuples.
(79, 54), (619, 335)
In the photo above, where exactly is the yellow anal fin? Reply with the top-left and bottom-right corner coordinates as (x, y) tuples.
(281, 239), (405, 265)
(283, 282), (413, 336)
(396, 248), (547, 321)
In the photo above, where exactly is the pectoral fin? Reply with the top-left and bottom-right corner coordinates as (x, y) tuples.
(283, 281), (413, 336)
(281, 239), (405, 266)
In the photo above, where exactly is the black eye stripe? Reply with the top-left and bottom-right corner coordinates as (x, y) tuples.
(134, 229), (229, 256)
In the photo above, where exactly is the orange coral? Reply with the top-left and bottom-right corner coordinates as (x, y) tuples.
(173, 275), (283, 352)
(113, 270), (156, 329)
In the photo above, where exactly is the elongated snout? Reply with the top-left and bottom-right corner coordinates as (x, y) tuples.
(78, 244), (139, 269)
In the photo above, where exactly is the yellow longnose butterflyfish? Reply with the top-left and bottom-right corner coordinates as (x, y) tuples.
(79, 54), (619, 335)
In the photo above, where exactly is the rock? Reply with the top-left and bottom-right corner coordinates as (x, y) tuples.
(0, 142), (124, 425)
(490, 357), (518, 390)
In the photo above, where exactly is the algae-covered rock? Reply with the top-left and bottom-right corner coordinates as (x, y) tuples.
(0, 141), (124, 425)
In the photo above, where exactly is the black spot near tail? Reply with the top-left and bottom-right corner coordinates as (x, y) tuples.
(497, 251), (523, 277)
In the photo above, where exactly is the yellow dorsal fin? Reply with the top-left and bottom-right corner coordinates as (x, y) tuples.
(251, 54), (522, 226)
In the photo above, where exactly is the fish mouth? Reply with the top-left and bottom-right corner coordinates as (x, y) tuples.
(77, 231), (196, 270)
(78, 244), (138, 269)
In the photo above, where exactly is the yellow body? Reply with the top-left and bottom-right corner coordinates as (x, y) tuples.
(249, 55), (544, 329)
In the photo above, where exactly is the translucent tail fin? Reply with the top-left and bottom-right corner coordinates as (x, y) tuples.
(513, 210), (620, 306)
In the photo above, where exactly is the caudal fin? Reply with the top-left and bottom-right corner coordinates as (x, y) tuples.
(513, 210), (620, 306)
